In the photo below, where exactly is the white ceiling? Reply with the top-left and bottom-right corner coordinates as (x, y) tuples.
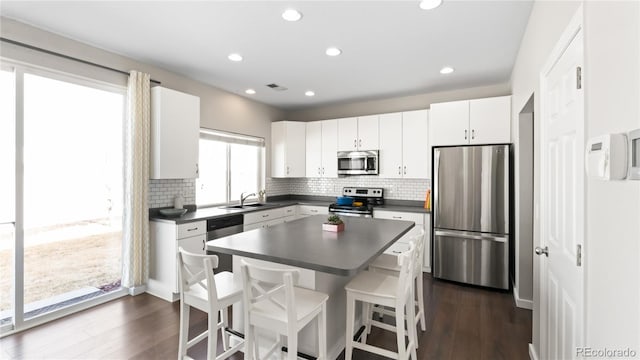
(0, 1), (533, 110)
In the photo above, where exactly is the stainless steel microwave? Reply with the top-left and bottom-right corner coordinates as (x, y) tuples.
(337, 150), (379, 175)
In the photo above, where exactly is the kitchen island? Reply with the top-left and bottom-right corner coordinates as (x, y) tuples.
(206, 215), (414, 359)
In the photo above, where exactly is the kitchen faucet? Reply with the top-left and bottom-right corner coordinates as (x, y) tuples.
(240, 192), (256, 207)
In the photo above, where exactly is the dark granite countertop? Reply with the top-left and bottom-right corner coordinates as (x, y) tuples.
(149, 195), (429, 224)
(206, 215), (415, 276)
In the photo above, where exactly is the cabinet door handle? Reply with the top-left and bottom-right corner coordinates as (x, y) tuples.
(392, 216), (403, 219)
(353, 139), (357, 148)
(287, 166), (290, 175)
(464, 129), (468, 140)
(262, 214), (269, 218)
(403, 166), (407, 175)
(472, 129), (475, 140)
(196, 163), (199, 176)
(322, 167), (325, 175)
(359, 139), (362, 147)
(310, 209), (318, 213)
(202, 239), (205, 251)
(398, 166), (401, 175)
(187, 227), (198, 232)
(318, 167), (321, 175)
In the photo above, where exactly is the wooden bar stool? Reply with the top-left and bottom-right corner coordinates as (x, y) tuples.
(240, 260), (329, 360)
(177, 248), (244, 360)
(344, 242), (419, 360)
(368, 228), (427, 338)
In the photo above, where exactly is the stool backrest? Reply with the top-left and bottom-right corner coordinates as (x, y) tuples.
(177, 247), (220, 305)
(240, 260), (301, 325)
(409, 228), (426, 275)
(396, 241), (418, 301)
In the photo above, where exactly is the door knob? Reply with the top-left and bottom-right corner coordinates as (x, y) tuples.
(535, 246), (549, 257)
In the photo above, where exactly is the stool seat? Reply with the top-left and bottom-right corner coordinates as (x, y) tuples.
(250, 286), (329, 325)
(344, 270), (400, 300)
(183, 271), (242, 312)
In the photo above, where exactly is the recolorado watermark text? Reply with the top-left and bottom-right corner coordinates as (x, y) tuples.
(577, 347), (637, 358)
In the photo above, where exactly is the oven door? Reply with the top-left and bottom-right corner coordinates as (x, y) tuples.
(337, 150), (378, 175)
(329, 208), (373, 218)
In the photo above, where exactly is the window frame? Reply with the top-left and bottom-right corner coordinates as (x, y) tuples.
(197, 128), (266, 207)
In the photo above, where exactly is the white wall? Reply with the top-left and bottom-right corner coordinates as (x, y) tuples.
(583, 0), (640, 349)
(509, 0), (581, 353)
(0, 17), (285, 177)
(511, 0), (640, 355)
(284, 83), (510, 121)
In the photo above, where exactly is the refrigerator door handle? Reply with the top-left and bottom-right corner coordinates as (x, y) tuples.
(433, 150), (441, 226)
(435, 230), (507, 243)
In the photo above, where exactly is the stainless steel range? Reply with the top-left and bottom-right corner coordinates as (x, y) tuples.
(328, 187), (384, 218)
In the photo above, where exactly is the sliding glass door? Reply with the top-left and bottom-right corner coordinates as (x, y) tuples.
(0, 63), (126, 333)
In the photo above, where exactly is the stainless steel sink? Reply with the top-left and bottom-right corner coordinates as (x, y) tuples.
(224, 203), (265, 209)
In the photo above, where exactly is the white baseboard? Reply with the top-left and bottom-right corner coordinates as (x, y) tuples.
(529, 343), (539, 360)
(513, 284), (533, 310)
(127, 284), (147, 296)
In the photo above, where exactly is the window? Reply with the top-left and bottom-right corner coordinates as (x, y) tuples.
(197, 129), (265, 206)
(1, 63), (126, 334)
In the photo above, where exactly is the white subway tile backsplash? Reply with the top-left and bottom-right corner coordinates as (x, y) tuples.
(148, 179), (196, 208)
(266, 177), (430, 201)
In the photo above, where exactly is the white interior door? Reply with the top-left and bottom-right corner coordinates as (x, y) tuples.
(539, 18), (584, 360)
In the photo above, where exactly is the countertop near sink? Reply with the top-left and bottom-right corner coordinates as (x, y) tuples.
(149, 195), (429, 224)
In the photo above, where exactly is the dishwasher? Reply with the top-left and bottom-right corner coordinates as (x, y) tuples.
(206, 214), (244, 273)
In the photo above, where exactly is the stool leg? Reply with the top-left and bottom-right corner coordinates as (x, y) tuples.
(207, 310), (218, 360)
(406, 291), (418, 358)
(178, 302), (190, 360)
(361, 302), (369, 344)
(287, 325), (297, 360)
(345, 293), (355, 360)
(395, 303), (406, 360)
(244, 323), (254, 360)
(416, 272), (426, 331)
(220, 308), (229, 350)
(318, 302), (327, 360)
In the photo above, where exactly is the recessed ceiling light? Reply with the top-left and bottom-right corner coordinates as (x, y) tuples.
(245, 89), (256, 95)
(305, 91), (315, 97)
(419, 0), (443, 10)
(325, 47), (342, 57)
(228, 53), (243, 62)
(440, 66), (454, 74)
(282, 9), (303, 22)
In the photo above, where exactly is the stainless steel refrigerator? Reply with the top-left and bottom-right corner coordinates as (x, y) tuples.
(433, 144), (510, 290)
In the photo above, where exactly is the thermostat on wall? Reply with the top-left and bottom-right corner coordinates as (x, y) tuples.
(585, 133), (627, 180)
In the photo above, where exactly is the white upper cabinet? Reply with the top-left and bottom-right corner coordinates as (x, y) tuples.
(378, 112), (403, 178)
(402, 109), (430, 178)
(430, 95), (511, 146)
(150, 86), (200, 179)
(379, 110), (430, 179)
(337, 116), (379, 151)
(305, 119), (338, 178)
(305, 121), (322, 177)
(357, 115), (379, 150)
(468, 96), (511, 144)
(429, 99), (470, 147)
(337, 117), (358, 151)
(321, 119), (338, 177)
(271, 121), (306, 178)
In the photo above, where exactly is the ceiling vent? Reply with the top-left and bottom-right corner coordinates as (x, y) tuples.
(266, 83), (288, 91)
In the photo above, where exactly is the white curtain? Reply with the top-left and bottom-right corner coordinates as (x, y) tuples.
(122, 71), (150, 293)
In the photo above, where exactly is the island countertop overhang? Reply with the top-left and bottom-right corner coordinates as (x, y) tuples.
(205, 215), (415, 276)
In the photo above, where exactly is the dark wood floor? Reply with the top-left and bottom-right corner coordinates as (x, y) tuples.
(1, 274), (531, 359)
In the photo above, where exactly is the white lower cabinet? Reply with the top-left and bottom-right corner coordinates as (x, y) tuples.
(243, 207), (289, 231)
(148, 220), (206, 302)
(373, 210), (431, 272)
(297, 205), (328, 218)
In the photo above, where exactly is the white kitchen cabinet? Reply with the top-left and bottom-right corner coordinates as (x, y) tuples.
(337, 116), (379, 151)
(271, 121), (306, 177)
(297, 205), (328, 218)
(402, 109), (430, 178)
(282, 206), (298, 222)
(374, 210), (431, 272)
(430, 95), (510, 146)
(469, 96), (511, 145)
(150, 86), (200, 179)
(379, 110), (430, 179)
(378, 112), (403, 178)
(305, 120), (338, 178)
(148, 220), (206, 301)
(243, 207), (287, 231)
